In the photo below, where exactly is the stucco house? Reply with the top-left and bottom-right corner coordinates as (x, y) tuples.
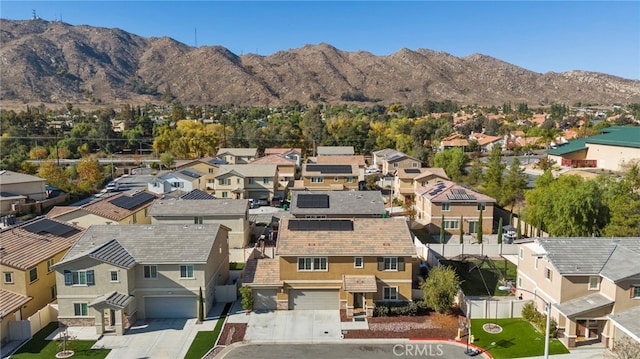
(250, 155), (297, 194)
(316, 146), (355, 156)
(298, 163), (360, 191)
(148, 169), (204, 194)
(379, 152), (422, 176)
(0, 170), (47, 214)
(264, 148), (302, 167)
(289, 191), (387, 218)
(0, 218), (84, 346)
(148, 198), (250, 248)
(213, 164), (277, 200)
(53, 224), (230, 335)
(514, 237), (640, 350)
(242, 217), (416, 317)
(216, 148), (258, 164)
(175, 158), (220, 192)
(393, 167), (447, 204)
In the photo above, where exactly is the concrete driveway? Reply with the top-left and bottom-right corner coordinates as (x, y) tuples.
(243, 310), (342, 342)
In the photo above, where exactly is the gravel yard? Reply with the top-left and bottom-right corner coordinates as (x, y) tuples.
(340, 310), (461, 339)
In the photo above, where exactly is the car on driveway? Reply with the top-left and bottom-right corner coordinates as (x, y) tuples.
(105, 181), (120, 192)
(256, 197), (270, 207)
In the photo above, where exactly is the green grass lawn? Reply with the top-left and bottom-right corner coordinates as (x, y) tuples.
(183, 302), (232, 359)
(470, 318), (569, 359)
(11, 322), (110, 359)
(441, 259), (517, 296)
(229, 262), (245, 270)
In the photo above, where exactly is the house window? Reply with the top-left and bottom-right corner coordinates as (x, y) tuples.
(519, 248), (524, 260)
(3, 272), (13, 284)
(633, 286), (640, 299)
(311, 177), (324, 183)
(297, 257), (327, 271)
(534, 257), (539, 270)
(207, 179), (215, 184)
(47, 258), (55, 272)
(545, 267), (552, 281)
(29, 267), (38, 283)
(222, 191), (228, 198)
(171, 182), (185, 188)
(209, 168), (214, 173)
(65, 270), (95, 286)
(237, 178), (241, 184)
(517, 277), (522, 288)
(51, 285), (57, 299)
(477, 202), (486, 211)
(383, 257), (398, 271)
(354, 257), (363, 268)
(588, 277), (600, 290)
(346, 177), (355, 183)
(305, 215), (327, 219)
(73, 303), (88, 316)
(218, 178), (230, 185)
(441, 202), (451, 211)
(263, 178), (270, 184)
(110, 271), (119, 282)
(412, 162), (418, 168)
(194, 216), (203, 224)
(443, 220), (459, 229)
(248, 178), (255, 184)
(143, 265), (158, 279)
(180, 265), (195, 279)
(393, 163), (399, 168)
(383, 286), (398, 300)
(132, 213), (137, 224)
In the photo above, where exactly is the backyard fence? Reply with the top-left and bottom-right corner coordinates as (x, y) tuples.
(459, 293), (528, 319)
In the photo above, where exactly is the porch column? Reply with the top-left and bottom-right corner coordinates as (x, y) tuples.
(115, 309), (124, 335)
(95, 309), (104, 335)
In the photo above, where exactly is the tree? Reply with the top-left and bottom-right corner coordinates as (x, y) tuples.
(440, 214), (445, 244)
(160, 152), (175, 170)
(421, 265), (461, 314)
(364, 174), (379, 190)
(477, 209), (483, 244)
(497, 217), (503, 244)
(433, 148), (468, 182)
(483, 146), (505, 203)
(516, 215), (522, 240)
(197, 287), (204, 323)
(38, 161), (70, 192)
(502, 158), (528, 208)
(239, 286), (253, 312)
(76, 158), (104, 192)
(29, 147), (49, 160)
(459, 216), (464, 244)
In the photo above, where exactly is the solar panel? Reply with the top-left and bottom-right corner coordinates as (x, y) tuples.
(179, 170), (201, 178)
(297, 194), (330, 208)
(23, 218), (80, 237)
(110, 192), (156, 210)
(288, 219), (353, 231)
(306, 165), (352, 174)
(404, 168), (421, 174)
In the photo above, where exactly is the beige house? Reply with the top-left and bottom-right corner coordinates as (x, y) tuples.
(0, 218), (83, 345)
(298, 163), (360, 191)
(264, 148), (302, 167)
(289, 191), (387, 218)
(242, 218), (416, 317)
(514, 237), (640, 350)
(414, 180), (495, 235)
(0, 170), (46, 214)
(216, 148), (258, 164)
(316, 146), (354, 156)
(175, 159), (220, 192)
(53, 224), (230, 335)
(148, 198), (250, 248)
(213, 164), (277, 200)
(47, 191), (158, 228)
(315, 155), (366, 181)
(250, 155), (297, 193)
(393, 167), (447, 204)
(379, 152), (422, 176)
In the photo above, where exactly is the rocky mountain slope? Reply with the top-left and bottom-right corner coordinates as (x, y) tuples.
(2, 19), (639, 107)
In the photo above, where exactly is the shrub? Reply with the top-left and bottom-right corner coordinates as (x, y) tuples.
(374, 305), (389, 317)
(374, 301), (418, 317)
(239, 286), (253, 311)
(521, 301), (557, 337)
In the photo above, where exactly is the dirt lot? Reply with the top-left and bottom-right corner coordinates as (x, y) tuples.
(340, 310), (461, 339)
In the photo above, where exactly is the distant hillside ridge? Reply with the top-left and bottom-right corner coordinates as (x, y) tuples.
(2, 19), (640, 107)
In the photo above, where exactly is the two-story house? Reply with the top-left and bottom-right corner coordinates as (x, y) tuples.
(379, 152), (422, 176)
(148, 198), (250, 248)
(468, 132), (503, 152)
(53, 224), (230, 335)
(315, 155), (366, 182)
(298, 163), (360, 191)
(414, 180), (495, 235)
(175, 158), (220, 192)
(0, 218), (83, 345)
(290, 191), (387, 218)
(250, 155), (297, 195)
(148, 169), (204, 194)
(393, 168), (447, 204)
(242, 218), (416, 317)
(213, 164), (277, 200)
(0, 170), (47, 214)
(216, 148), (258, 164)
(515, 237), (640, 350)
(264, 148), (302, 167)
(47, 191), (158, 228)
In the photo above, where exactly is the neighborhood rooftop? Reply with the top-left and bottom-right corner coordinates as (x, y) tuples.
(546, 126), (640, 155)
(148, 198), (249, 216)
(290, 191), (386, 216)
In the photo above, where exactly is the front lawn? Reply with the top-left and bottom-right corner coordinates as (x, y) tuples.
(470, 318), (569, 359)
(11, 322), (110, 359)
(183, 302), (232, 359)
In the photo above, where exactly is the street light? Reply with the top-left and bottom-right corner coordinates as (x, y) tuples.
(499, 286), (551, 359)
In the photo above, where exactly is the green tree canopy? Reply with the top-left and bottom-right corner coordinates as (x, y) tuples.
(433, 148), (468, 182)
(421, 265), (461, 314)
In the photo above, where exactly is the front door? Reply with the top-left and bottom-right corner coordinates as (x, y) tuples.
(576, 320), (586, 337)
(354, 293), (363, 309)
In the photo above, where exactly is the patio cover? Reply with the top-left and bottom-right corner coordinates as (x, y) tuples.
(552, 293), (614, 318)
(89, 291), (134, 310)
(343, 275), (377, 292)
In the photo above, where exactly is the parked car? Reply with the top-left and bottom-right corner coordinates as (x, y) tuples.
(248, 198), (259, 209)
(105, 182), (120, 192)
(271, 196), (284, 207)
(365, 167), (381, 174)
(256, 197), (270, 207)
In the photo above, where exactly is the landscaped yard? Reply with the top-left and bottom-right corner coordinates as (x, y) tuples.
(440, 258), (516, 296)
(184, 302), (232, 359)
(11, 322), (110, 359)
(470, 318), (569, 359)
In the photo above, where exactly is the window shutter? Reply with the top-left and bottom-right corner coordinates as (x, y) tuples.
(398, 257), (405, 271)
(64, 270), (72, 286)
(86, 270), (95, 285)
(377, 257), (384, 271)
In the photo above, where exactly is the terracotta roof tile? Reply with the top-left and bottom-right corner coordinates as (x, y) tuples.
(83, 191), (158, 221)
(0, 289), (32, 318)
(250, 154), (296, 165)
(316, 155), (366, 166)
(416, 180), (496, 203)
(242, 258), (281, 286)
(343, 275), (377, 292)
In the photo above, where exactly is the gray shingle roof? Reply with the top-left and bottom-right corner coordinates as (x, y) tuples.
(58, 224), (226, 266)
(148, 198), (248, 216)
(179, 189), (216, 200)
(290, 191), (386, 216)
(89, 239), (136, 268)
(552, 293), (614, 318)
(608, 306), (640, 341)
(89, 291), (134, 309)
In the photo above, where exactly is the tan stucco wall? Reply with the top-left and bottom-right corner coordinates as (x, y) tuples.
(585, 144), (640, 171)
(1, 181), (46, 201)
(383, 158), (420, 175)
(417, 200), (494, 234)
(301, 176), (359, 190)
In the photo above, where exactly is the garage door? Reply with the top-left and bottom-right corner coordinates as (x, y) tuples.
(289, 289), (339, 310)
(253, 289), (277, 311)
(144, 296), (197, 318)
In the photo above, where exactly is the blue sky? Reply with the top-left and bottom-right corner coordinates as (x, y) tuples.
(2, 1), (639, 79)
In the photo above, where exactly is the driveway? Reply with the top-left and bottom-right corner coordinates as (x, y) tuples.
(243, 310), (341, 342)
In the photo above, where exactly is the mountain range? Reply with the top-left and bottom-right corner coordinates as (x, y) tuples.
(2, 18), (640, 108)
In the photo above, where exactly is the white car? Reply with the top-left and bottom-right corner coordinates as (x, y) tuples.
(365, 167), (381, 174)
(105, 182), (120, 192)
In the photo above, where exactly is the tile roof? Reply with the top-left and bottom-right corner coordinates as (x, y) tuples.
(89, 291), (134, 310)
(148, 198), (248, 216)
(0, 217), (84, 270)
(396, 168), (432, 180)
(416, 180), (496, 203)
(216, 148), (258, 157)
(276, 218), (415, 256)
(385, 153), (420, 163)
(608, 306), (640, 341)
(179, 189), (216, 200)
(290, 191), (386, 216)
(250, 154), (296, 165)
(242, 259), (281, 286)
(414, 168), (449, 181)
(317, 146), (355, 156)
(302, 164), (359, 176)
(82, 191), (158, 221)
(89, 239), (136, 268)
(57, 224), (227, 266)
(0, 289), (32, 318)
(552, 293), (614, 318)
(0, 170), (45, 185)
(215, 164), (277, 178)
(46, 206), (81, 219)
(343, 275), (377, 292)
(264, 148), (301, 156)
(316, 155), (366, 166)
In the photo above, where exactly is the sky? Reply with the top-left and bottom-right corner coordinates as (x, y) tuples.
(2, 1), (639, 80)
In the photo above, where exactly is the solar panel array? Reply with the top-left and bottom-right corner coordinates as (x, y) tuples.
(446, 188), (477, 201)
(297, 194), (330, 208)
(404, 168), (421, 174)
(110, 192), (156, 210)
(306, 165), (352, 174)
(179, 170), (202, 178)
(22, 218), (80, 237)
(427, 182), (447, 196)
(288, 219), (354, 231)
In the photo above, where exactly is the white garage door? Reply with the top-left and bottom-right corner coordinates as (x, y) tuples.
(289, 289), (339, 310)
(144, 296), (197, 318)
(253, 289), (277, 311)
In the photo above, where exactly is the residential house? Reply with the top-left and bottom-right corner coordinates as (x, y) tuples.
(47, 191), (157, 228)
(546, 126), (640, 171)
(242, 218), (416, 317)
(379, 152), (422, 176)
(264, 148), (302, 167)
(514, 237), (640, 350)
(316, 146), (355, 156)
(393, 168), (447, 204)
(414, 180), (495, 235)
(148, 198), (250, 248)
(289, 191), (387, 218)
(0, 218), (83, 345)
(315, 155), (366, 181)
(297, 163), (360, 191)
(148, 169), (204, 194)
(413, 168), (449, 190)
(439, 133), (469, 151)
(468, 132), (503, 152)
(0, 171), (47, 214)
(250, 155), (297, 195)
(371, 149), (399, 168)
(216, 148), (258, 164)
(53, 224), (230, 335)
(175, 158), (220, 193)
(214, 164), (277, 200)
